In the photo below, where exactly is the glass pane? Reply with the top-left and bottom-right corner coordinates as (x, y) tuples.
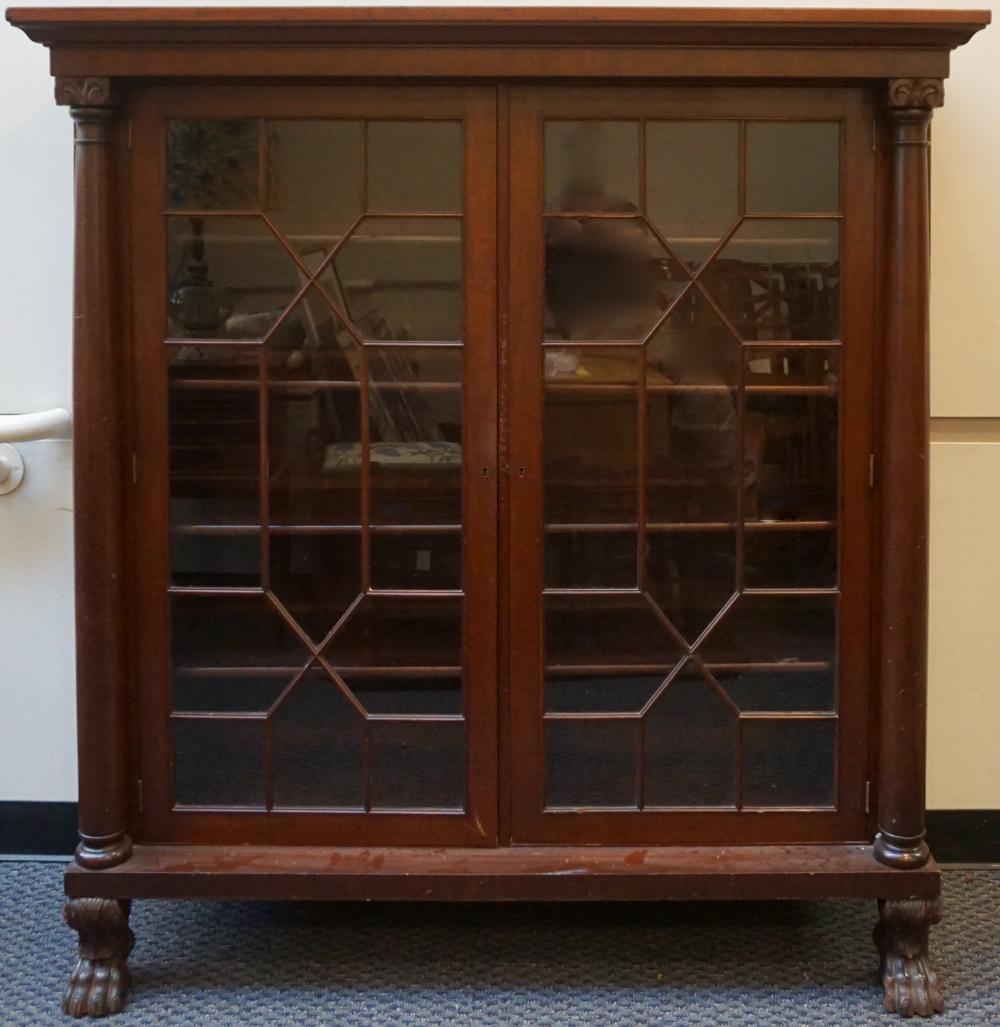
(646, 287), (741, 387)
(700, 219), (840, 341)
(174, 670), (288, 714)
(646, 388), (739, 524)
(744, 528), (837, 589)
(545, 719), (637, 808)
(545, 121), (640, 213)
(746, 122), (840, 215)
(167, 119), (259, 211)
(646, 120), (740, 269)
(545, 529), (636, 590)
(646, 529), (737, 644)
(269, 532), (362, 644)
(545, 367), (637, 525)
(371, 720), (465, 809)
(371, 531), (461, 590)
(272, 668), (365, 809)
(174, 718), (265, 808)
(334, 217), (462, 341)
(546, 673), (662, 714)
(324, 595), (461, 669)
(700, 594), (836, 667)
(266, 283), (359, 384)
(169, 342), (259, 381)
(171, 593), (309, 670)
(717, 666), (834, 713)
(269, 386), (361, 526)
(544, 217), (687, 341)
(746, 393), (838, 522)
(367, 121), (462, 213)
(644, 664), (738, 807)
(169, 383), (260, 585)
(545, 595), (685, 669)
(745, 346), (840, 388)
(349, 674), (462, 715)
(743, 718), (836, 807)
(166, 216), (302, 340)
(266, 120), (362, 258)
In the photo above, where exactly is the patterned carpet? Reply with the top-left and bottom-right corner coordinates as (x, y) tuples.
(1, 861), (997, 1026)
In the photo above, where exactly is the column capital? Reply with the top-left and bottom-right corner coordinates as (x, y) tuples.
(55, 76), (116, 109)
(887, 78), (944, 111)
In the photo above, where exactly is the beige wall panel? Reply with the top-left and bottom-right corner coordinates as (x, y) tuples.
(927, 437), (1000, 808)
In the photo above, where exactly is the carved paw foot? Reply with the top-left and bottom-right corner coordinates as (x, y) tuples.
(62, 899), (134, 1018)
(875, 898), (944, 1018)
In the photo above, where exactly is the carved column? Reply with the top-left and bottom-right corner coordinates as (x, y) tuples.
(874, 79), (942, 870)
(58, 77), (133, 870)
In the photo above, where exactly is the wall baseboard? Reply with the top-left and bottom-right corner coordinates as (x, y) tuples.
(1, 802), (997, 864)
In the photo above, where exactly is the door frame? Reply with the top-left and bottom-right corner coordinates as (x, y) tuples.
(504, 85), (877, 845)
(129, 83), (499, 847)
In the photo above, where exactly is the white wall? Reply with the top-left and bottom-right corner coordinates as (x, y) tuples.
(0, 0), (997, 808)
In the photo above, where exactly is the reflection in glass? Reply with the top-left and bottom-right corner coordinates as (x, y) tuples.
(699, 594), (836, 667)
(546, 673), (662, 714)
(267, 120), (362, 257)
(743, 718), (836, 807)
(644, 665), (738, 807)
(169, 383), (259, 585)
(269, 532), (361, 643)
(646, 287), (740, 386)
(368, 121), (462, 213)
(745, 393), (838, 522)
(717, 667), (834, 713)
(545, 529), (635, 589)
(272, 669), (365, 808)
(371, 531), (461, 590)
(266, 283), (360, 383)
(334, 217), (462, 341)
(545, 595), (684, 669)
(545, 121), (640, 213)
(167, 119), (259, 211)
(700, 219), (840, 340)
(745, 346), (839, 388)
(746, 122), (840, 215)
(174, 670), (288, 715)
(545, 368), (637, 525)
(545, 719), (637, 808)
(171, 593), (308, 670)
(174, 718), (265, 808)
(371, 720), (465, 809)
(269, 385), (362, 527)
(646, 120), (740, 269)
(349, 674), (462, 715)
(166, 216), (302, 340)
(744, 528), (837, 588)
(544, 218), (687, 340)
(324, 595), (462, 669)
(646, 529), (736, 644)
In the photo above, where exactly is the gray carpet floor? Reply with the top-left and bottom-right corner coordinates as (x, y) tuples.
(1, 861), (997, 1026)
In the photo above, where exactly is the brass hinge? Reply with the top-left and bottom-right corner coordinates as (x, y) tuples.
(869, 452), (875, 490)
(865, 780), (871, 814)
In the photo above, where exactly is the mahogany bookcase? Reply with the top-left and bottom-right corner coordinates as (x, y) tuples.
(7, 6), (989, 1019)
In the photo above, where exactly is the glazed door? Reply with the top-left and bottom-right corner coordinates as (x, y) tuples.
(132, 86), (498, 846)
(507, 87), (876, 844)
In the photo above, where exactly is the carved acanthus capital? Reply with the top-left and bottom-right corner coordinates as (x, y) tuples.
(55, 77), (113, 108)
(887, 78), (944, 110)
